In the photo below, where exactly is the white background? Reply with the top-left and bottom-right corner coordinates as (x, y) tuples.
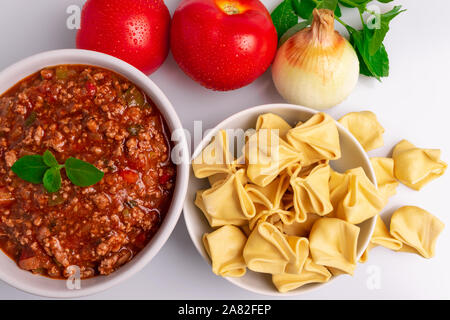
(0, 0), (449, 299)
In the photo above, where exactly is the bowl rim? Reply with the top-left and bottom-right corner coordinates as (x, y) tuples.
(0, 49), (190, 298)
(183, 103), (377, 297)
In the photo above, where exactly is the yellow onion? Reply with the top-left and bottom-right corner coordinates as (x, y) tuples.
(272, 9), (359, 110)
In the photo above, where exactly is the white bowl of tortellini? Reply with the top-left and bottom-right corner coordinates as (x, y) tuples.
(184, 104), (379, 296)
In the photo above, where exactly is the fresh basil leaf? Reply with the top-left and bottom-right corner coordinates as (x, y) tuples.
(347, 24), (389, 80)
(338, 0), (370, 11)
(11, 155), (49, 184)
(65, 157), (104, 187)
(271, 0), (299, 40)
(292, 0), (315, 19)
(279, 19), (311, 46)
(317, 0), (338, 11)
(43, 150), (59, 168)
(43, 167), (61, 193)
(334, 3), (342, 17)
(293, 0), (340, 19)
(368, 6), (405, 55)
(377, 0), (394, 3)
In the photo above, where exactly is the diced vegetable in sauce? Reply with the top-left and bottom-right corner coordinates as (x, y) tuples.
(55, 66), (68, 80)
(24, 112), (37, 127)
(123, 86), (145, 107)
(127, 124), (142, 136)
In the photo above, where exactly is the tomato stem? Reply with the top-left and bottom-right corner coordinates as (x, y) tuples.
(222, 4), (240, 15)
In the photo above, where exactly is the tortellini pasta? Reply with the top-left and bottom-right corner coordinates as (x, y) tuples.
(338, 111), (384, 151)
(393, 140), (447, 190)
(192, 111), (446, 293)
(286, 113), (341, 165)
(370, 215), (403, 250)
(245, 129), (303, 187)
(243, 222), (309, 275)
(290, 162), (333, 222)
(279, 213), (321, 238)
(309, 218), (360, 275)
(272, 258), (331, 293)
(193, 130), (234, 178)
(390, 206), (444, 259)
(359, 215), (403, 262)
(203, 225), (247, 277)
(330, 167), (386, 225)
(255, 113), (292, 139)
(195, 169), (255, 227)
(245, 174), (295, 230)
(370, 157), (399, 199)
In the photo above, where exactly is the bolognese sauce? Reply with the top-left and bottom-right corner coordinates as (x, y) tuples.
(0, 65), (176, 279)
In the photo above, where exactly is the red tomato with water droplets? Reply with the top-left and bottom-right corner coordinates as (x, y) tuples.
(76, 0), (171, 75)
(171, 0), (278, 91)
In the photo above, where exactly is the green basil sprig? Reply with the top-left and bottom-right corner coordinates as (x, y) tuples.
(270, 0), (405, 80)
(11, 150), (104, 193)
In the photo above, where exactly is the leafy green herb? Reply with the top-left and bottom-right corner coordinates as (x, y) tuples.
(271, 0), (405, 79)
(65, 157), (104, 187)
(271, 0), (299, 40)
(11, 155), (48, 184)
(10, 150), (104, 193)
(368, 5), (406, 56)
(292, 0), (315, 19)
(317, 0), (338, 11)
(43, 167), (61, 193)
(338, 0), (370, 11)
(279, 19), (311, 46)
(346, 24), (389, 79)
(43, 150), (59, 167)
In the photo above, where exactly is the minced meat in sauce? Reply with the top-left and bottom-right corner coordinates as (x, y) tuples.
(0, 65), (176, 279)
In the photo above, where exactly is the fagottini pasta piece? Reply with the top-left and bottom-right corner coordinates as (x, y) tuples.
(290, 162), (333, 222)
(256, 113), (293, 139)
(246, 174), (296, 230)
(286, 113), (341, 166)
(193, 130), (235, 178)
(202, 225), (247, 277)
(280, 213), (321, 238)
(338, 111), (384, 151)
(245, 130), (303, 187)
(309, 218), (360, 275)
(359, 215), (403, 263)
(330, 167), (386, 225)
(390, 206), (444, 258)
(392, 140), (447, 190)
(195, 169), (255, 227)
(245, 174), (290, 211)
(370, 157), (399, 199)
(371, 215), (403, 250)
(272, 258), (331, 293)
(249, 205), (296, 231)
(243, 222), (309, 275)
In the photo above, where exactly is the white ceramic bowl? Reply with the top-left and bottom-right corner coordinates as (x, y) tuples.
(0, 49), (189, 298)
(184, 103), (377, 296)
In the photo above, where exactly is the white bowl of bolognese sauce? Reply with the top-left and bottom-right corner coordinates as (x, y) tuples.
(0, 49), (189, 298)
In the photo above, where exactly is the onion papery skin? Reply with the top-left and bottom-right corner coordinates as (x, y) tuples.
(272, 9), (359, 110)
